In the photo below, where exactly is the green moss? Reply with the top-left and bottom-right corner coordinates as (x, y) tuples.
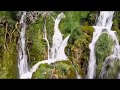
(95, 33), (114, 78)
(54, 61), (76, 79)
(27, 13), (55, 67)
(0, 30), (18, 79)
(60, 11), (82, 39)
(65, 25), (93, 78)
(32, 63), (54, 79)
(107, 59), (120, 79)
(46, 15), (54, 47)
(100, 58), (120, 79)
(0, 11), (18, 78)
(0, 11), (101, 79)
(32, 60), (76, 79)
(112, 12), (120, 43)
(81, 26), (94, 36)
(0, 43), (18, 79)
(27, 15), (47, 66)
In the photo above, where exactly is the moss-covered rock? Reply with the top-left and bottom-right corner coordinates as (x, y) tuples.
(81, 26), (94, 36)
(99, 57), (120, 79)
(32, 63), (54, 79)
(95, 33), (114, 78)
(107, 59), (120, 79)
(32, 60), (76, 79)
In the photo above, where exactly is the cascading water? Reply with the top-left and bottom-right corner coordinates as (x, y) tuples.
(19, 12), (72, 79)
(50, 12), (65, 60)
(30, 12), (70, 72)
(18, 11), (118, 79)
(99, 29), (120, 78)
(87, 11), (116, 79)
(18, 11), (29, 78)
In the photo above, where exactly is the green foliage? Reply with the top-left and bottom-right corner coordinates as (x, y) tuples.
(81, 26), (94, 36)
(107, 59), (120, 79)
(0, 11), (106, 79)
(32, 60), (76, 79)
(0, 11), (18, 78)
(58, 11), (96, 78)
(0, 11), (16, 24)
(68, 26), (82, 44)
(0, 43), (18, 79)
(95, 33), (114, 78)
(46, 15), (54, 47)
(100, 58), (120, 79)
(32, 63), (54, 79)
(80, 11), (97, 25)
(60, 11), (82, 39)
(27, 15), (47, 66)
(80, 11), (90, 18)
(112, 11), (120, 43)
(54, 61), (76, 79)
(66, 26), (94, 77)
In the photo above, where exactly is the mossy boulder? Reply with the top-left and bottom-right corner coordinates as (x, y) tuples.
(107, 59), (120, 79)
(32, 60), (76, 79)
(95, 33), (114, 78)
(99, 57), (120, 79)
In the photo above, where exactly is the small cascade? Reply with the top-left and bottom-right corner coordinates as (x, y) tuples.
(18, 11), (29, 78)
(87, 11), (115, 79)
(19, 12), (71, 79)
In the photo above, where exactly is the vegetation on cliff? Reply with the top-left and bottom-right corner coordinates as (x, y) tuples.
(0, 11), (120, 79)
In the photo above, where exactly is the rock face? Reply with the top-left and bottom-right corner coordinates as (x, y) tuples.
(17, 11), (53, 24)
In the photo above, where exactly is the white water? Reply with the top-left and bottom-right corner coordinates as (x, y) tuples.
(43, 17), (50, 59)
(19, 12), (72, 79)
(50, 12), (65, 59)
(87, 11), (115, 79)
(99, 31), (120, 78)
(17, 11), (120, 79)
(18, 11), (29, 78)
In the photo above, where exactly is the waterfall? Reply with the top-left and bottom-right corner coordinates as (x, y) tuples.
(30, 12), (70, 77)
(18, 11), (29, 78)
(50, 12), (65, 59)
(87, 11), (115, 79)
(19, 12), (71, 79)
(18, 11), (119, 79)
